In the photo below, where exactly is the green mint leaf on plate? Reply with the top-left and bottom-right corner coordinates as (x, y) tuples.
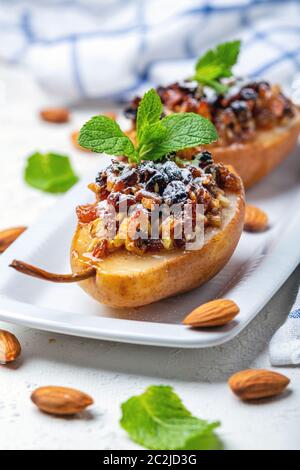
(136, 88), (163, 141)
(193, 40), (241, 94)
(140, 113), (218, 161)
(120, 385), (222, 450)
(78, 115), (138, 162)
(24, 152), (79, 193)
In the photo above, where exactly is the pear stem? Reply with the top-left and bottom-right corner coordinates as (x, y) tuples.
(10, 259), (96, 283)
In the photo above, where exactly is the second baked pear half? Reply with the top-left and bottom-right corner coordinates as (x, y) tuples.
(124, 41), (300, 188)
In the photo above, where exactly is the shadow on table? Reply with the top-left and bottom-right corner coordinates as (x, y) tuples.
(18, 264), (300, 384)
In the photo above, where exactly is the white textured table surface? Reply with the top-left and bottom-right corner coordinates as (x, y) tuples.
(0, 65), (299, 451)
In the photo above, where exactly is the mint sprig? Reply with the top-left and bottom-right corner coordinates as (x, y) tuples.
(192, 40), (241, 94)
(120, 385), (222, 450)
(24, 152), (79, 193)
(78, 89), (218, 163)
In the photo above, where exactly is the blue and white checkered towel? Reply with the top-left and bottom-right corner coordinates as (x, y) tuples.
(269, 291), (300, 365)
(1, 0), (300, 101)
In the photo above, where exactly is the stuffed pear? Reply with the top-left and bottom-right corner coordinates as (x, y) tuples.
(124, 41), (300, 188)
(10, 89), (245, 308)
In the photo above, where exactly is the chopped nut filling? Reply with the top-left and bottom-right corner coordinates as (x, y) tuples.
(76, 153), (241, 259)
(124, 79), (295, 146)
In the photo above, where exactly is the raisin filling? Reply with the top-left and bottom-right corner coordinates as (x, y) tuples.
(124, 80), (295, 146)
(76, 153), (241, 259)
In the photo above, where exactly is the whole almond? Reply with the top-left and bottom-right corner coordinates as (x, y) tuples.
(71, 130), (91, 152)
(31, 386), (94, 415)
(228, 369), (290, 400)
(244, 204), (268, 232)
(104, 111), (117, 120)
(40, 107), (70, 123)
(0, 226), (27, 253)
(0, 330), (22, 364)
(183, 299), (239, 327)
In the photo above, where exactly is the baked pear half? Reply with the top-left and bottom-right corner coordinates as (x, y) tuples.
(125, 55), (300, 189)
(10, 89), (245, 309)
(71, 187), (244, 308)
(71, 156), (245, 308)
(11, 155), (245, 309)
(180, 111), (300, 188)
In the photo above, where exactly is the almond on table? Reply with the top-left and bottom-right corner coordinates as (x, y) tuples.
(71, 130), (91, 152)
(104, 111), (117, 120)
(244, 204), (268, 232)
(0, 330), (21, 364)
(228, 369), (290, 400)
(40, 107), (70, 123)
(183, 299), (240, 327)
(31, 386), (94, 415)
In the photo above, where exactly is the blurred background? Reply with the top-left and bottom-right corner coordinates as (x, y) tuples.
(0, 0), (300, 229)
(1, 0), (300, 101)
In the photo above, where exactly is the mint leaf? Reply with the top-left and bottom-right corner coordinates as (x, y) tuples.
(136, 88), (163, 141)
(24, 152), (79, 193)
(78, 115), (138, 162)
(140, 113), (218, 160)
(137, 122), (168, 160)
(193, 40), (241, 93)
(120, 385), (222, 450)
(203, 79), (229, 95)
(214, 40), (241, 69)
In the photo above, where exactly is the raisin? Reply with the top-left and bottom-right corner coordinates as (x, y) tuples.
(163, 181), (188, 205)
(180, 168), (193, 184)
(95, 172), (107, 187)
(114, 168), (138, 191)
(92, 239), (109, 259)
(195, 151), (214, 168)
(145, 172), (168, 193)
(161, 161), (182, 181)
(177, 80), (199, 95)
(137, 161), (157, 181)
(76, 204), (98, 224)
(240, 87), (258, 101)
(107, 192), (136, 209)
(230, 100), (250, 122)
(124, 96), (140, 121)
(124, 106), (137, 120)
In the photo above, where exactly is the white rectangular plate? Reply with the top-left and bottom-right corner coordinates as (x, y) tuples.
(0, 149), (300, 348)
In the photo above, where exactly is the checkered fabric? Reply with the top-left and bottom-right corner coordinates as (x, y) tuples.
(0, 0), (300, 101)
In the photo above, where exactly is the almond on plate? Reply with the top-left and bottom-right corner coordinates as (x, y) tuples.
(244, 204), (268, 232)
(31, 386), (94, 415)
(0, 226), (26, 253)
(40, 107), (70, 123)
(183, 299), (240, 327)
(0, 330), (22, 364)
(228, 369), (290, 400)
